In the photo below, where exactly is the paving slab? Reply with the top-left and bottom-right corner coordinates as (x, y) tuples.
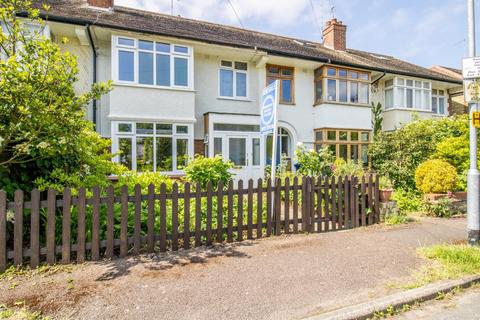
(0, 217), (467, 320)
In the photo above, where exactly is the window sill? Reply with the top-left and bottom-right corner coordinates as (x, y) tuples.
(217, 96), (252, 102)
(313, 100), (370, 108)
(383, 107), (434, 113)
(279, 102), (296, 106)
(113, 82), (196, 93)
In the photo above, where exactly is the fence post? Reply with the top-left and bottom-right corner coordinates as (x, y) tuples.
(309, 177), (315, 233)
(77, 187), (86, 263)
(217, 180), (224, 243)
(293, 177), (299, 234)
(206, 181), (213, 246)
(301, 176), (307, 232)
(46, 189), (56, 265)
(374, 175), (381, 223)
(0, 191), (6, 272)
(183, 182), (191, 249)
(172, 182), (179, 251)
(120, 185), (129, 258)
(324, 176), (330, 232)
(256, 178), (263, 239)
(30, 189), (40, 268)
(361, 176), (367, 227)
(284, 177), (290, 234)
(237, 180), (244, 241)
(92, 186), (101, 260)
(61, 187), (72, 264)
(159, 183), (167, 252)
(133, 184), (142, 255)
(247, 179), (254, 240)
(275, 178), (281, 236)
(266, 179), (272, 236)
(368, 175), (374, 225)
(331, 176), (337, 231)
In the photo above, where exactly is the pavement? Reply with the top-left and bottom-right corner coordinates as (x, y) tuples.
(394, 286), (480, 320)
(0, 217), (467, 320)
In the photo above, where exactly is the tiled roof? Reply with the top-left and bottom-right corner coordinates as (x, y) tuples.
(36, 0), (461, 84)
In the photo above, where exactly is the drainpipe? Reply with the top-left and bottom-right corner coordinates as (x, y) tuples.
(371, 71), (386, 86)
(86, 25), (98, 129)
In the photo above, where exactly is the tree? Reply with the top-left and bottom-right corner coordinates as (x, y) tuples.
(371, 101), (383, 137)
(0, 0), (121, 195)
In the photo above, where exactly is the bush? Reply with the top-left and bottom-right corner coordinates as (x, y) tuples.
(295, 143), (334, 176)
(392, 189), (423, 214)
(332, 159), (365, 177)
(415, 159), (457, 194)
(385, 214), (409, 225)
(424, 198), (457, 218)
(379, 176), (393, 190)
(184, 155), (234, 188)
(369, 115), (468, 190)
(117, 171), (174, 193)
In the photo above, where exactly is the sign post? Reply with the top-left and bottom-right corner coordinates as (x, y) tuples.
(260, 80), (280, 182)
(464, 0), (480, 246)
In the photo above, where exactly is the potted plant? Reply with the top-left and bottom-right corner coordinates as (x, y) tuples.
(379, 176), (394, 202)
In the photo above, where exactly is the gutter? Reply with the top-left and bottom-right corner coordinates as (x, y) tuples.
(371, 72), (386, 85)
(37, 13), (463, 85)
(86, 24), (98, 129)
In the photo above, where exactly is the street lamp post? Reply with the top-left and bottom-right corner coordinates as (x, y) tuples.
(467, 0), (480, 245)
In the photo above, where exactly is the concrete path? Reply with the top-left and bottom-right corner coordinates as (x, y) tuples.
(395, 286), (480, 320)
(0, 217), (467, 320)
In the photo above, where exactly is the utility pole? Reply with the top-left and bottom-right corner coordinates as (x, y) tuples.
(467, 0), (480, 245)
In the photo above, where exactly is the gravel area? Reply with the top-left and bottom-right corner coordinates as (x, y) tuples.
(0, 217), (466, 320)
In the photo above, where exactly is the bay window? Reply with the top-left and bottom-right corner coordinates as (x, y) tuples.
(114, 36), (192, 89)
(314, 128), (371, 166)
(315, 66), (370, 105)
(384, 77), (431, 110)
(114, 122), (192, 172)
(219, 60), (248, 98)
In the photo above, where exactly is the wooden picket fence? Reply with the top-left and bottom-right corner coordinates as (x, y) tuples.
(0, 175), (380, 271)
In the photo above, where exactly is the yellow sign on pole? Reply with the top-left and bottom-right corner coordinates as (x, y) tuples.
(473, 111), (480, 128)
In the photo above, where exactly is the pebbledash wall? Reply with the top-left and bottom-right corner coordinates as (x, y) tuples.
(46, 10), (458, 180)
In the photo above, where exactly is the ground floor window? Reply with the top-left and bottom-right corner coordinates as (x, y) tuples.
(113, 121), (192, 172)
(314, 128), (370, 166)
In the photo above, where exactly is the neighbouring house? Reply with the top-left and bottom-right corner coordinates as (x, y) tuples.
(429, 65), (467, 115)
(27, 0), (461, 180)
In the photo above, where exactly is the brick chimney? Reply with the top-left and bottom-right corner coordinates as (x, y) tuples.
(322, 18), (347, 51)
(87, 0), (113, 8)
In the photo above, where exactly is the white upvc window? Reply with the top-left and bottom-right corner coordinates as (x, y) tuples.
(219, 60), (248, 98)
(112, 36), (193, 89)
(113, 121), (193, 172)
(432, 89), (447, 115)
(384, 77), (431, 111)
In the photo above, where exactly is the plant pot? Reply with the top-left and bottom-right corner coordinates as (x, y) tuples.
(379, 189), (393, 203)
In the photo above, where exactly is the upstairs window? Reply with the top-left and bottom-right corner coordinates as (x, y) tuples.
(114, 36), (192, 88)
(432, 89), (446, 115)
(267, 64), (294, 104)
(314, 66), (370, 105)
(219, 60), (248, 98)
(384, 77), (431, 110)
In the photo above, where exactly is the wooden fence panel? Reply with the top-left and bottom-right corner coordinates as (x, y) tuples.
(46, 189), (55, 265)
(0, 191), (6, 272)
(1, 175), (381, 268)
(361, 176), (367, 226)
(247, 180), (254, 240)
(30, 189), (40, 268)
(375, 175), (380, 223)
(266, 179), (272, 237)
(331, 177), (337, 231)
(61, 188), (72, 264)
(284, 177), (290, 234)
(216, 181), (224, 243)
(183, 182), (191, 249)
(227, 181), (234, 243)
(237, 180), (244, 241)
(133, 184), (141, 255)
(159, 183), (167, 252)
(147, 184), (155, 253)
(293, 177), (299, 234)
(172, 183), (179, 251)
(120, 185), (128, 258)
(77, 188), (86, 263)
(195, 182), (202, 247)
(106, 185), (115, 258)
(92, 186), (101, 260)
(256, 178), (262, 239)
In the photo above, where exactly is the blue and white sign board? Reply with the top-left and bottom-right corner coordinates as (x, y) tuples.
(260, 80), (279, 135)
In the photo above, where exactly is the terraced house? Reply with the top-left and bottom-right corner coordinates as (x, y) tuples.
(34, 0), (462, 180)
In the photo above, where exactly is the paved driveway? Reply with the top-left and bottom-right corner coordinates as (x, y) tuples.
(0, 217), (467, 320)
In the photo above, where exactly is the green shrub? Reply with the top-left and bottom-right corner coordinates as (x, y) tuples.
(415, 159), (457, 194)
(392, 189), (423, 213)
(385, 214), (409, 225)
(117, 171), (174, 193)
(424, 198), (456, 218)
(369, 115), (468, 190)
(379, 176), (393, 190)
(332, 159), (365, 177)
(295, 143), (334, 176)
(184, 155), (234, 188)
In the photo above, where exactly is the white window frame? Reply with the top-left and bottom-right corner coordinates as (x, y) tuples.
(112, 121), (194, 173)
(384, 77), (431, 111)
(322, 77), (370, 105)
(432, 89), (447, 115)
(112, 35), (194, 90)
(218, 60), (249, 99)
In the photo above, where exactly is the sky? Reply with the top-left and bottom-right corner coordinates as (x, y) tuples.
(115, 0), (472, 69)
